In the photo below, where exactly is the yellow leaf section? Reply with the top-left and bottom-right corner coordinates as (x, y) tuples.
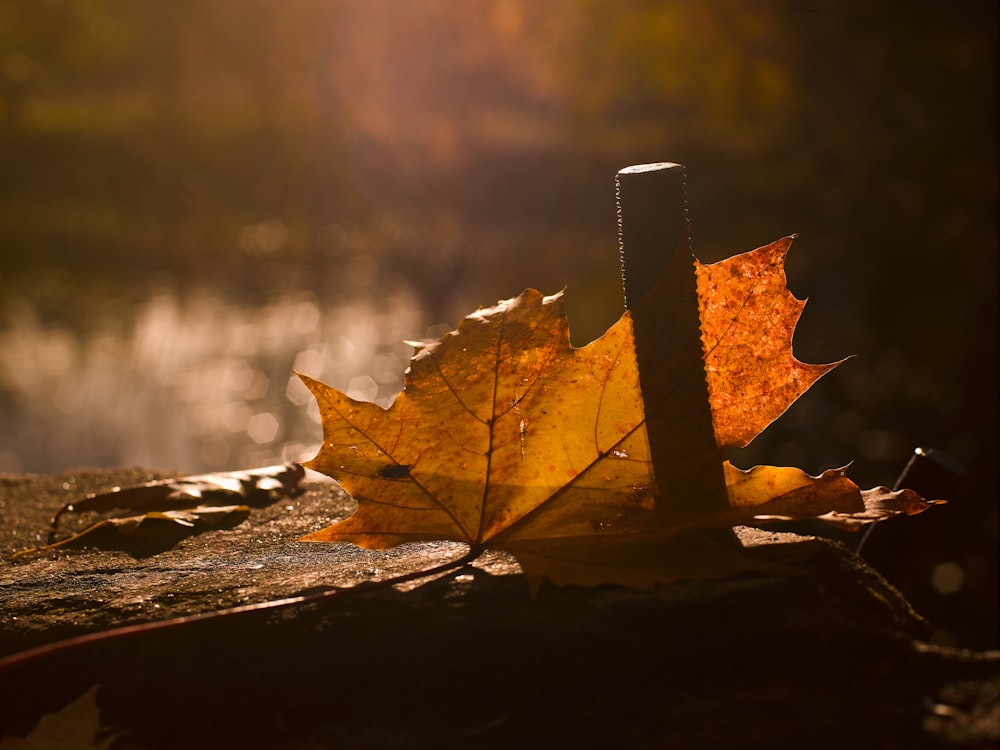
(712, 462), (936, 530)
(300, 289), (655, 550)
(697, 236), (844, 449)
(723, 462), (858, 512)
(489, 461), (938, 593)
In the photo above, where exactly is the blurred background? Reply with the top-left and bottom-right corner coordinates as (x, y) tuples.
(0, 1), (995, 647)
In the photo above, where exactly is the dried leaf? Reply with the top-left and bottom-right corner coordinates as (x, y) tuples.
(13, 464), (304, 561)
(12, 506), (251, 561)
(300, 239), (938, 589)
(48, 463), (305, 535)
(710, 463), (940, 530)
(0, 686), (113, 750)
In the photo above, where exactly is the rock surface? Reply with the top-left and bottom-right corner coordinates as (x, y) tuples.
(1, 467), (997, 748)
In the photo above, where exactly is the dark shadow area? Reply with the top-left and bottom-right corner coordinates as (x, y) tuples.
(1, 561), (996, 749)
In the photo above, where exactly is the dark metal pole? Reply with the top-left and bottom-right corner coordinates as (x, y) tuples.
(616, 163), (728, 515)
(617, 163), (690, 308)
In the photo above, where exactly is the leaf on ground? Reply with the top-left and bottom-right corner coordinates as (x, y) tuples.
(12, 506), (252, 561)
(47, 463), (305, 530)
(0, 686), (114, 750)
(299, 237), (939, 591)
(12, 463), (304, 561)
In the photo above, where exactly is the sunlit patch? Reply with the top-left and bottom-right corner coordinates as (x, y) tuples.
(929, 561), (965, 595)
(288, 300), (321, 335)
(285, 374), (314, 406)
(346, 375), (378, 402)
(0, 284), (424, 472)
(200, 437), (231, 467)
(347, 255), (379, 288)
(370, 353), (404, 385)
(221, 402), (252, 433)
(224, 360), (269, 399)
(240, 219), (288, 255)
(293, 349), (326, 376)
(248, 412), (280, 445)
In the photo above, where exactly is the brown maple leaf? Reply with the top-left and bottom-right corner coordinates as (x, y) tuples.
(298, 237), (937, 590)
(697, 235), (842, 449)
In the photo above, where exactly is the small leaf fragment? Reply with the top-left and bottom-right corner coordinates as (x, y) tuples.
(0, 685), (115, 750)
(818, 487), (945, 530)
(706, 463), (941, 531)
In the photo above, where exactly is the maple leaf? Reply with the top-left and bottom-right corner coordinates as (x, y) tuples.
(299, 237), (937, 590)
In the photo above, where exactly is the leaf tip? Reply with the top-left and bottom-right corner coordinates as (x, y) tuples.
(294, 370), (322, 392)
(298, 526), (337, 543)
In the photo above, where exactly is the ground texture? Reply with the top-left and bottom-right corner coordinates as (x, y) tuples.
(1, 467), (997, 749)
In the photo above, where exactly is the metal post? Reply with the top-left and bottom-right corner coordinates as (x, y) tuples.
(616, 162), (728, 515)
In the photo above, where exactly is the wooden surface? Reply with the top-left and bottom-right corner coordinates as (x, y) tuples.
(1, 467), (997, 748)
